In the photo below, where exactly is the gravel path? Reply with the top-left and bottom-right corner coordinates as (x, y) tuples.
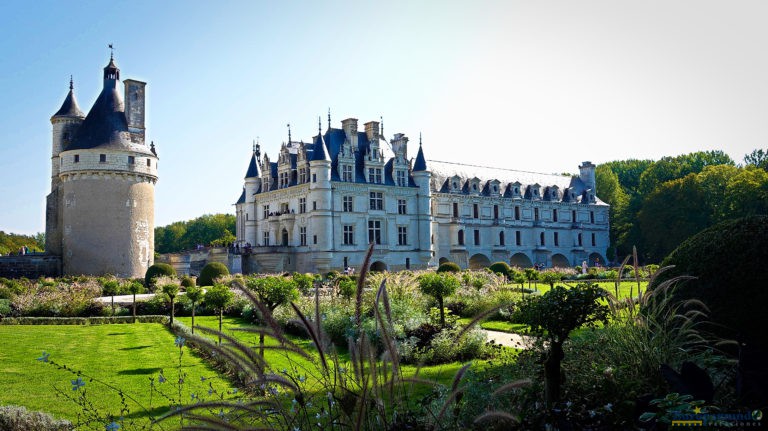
(484, 329), (535, 349)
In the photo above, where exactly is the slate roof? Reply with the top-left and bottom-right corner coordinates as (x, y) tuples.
(235, 188), (245, 204)
(428, 160), (606, 204)
(53, 85), (84, 118)
(412, 144), (427, 172)
(244, 152), (261, 178)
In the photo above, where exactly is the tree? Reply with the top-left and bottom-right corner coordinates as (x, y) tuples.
(744, 148), (768, 171)
(127, 281), (145, 323)
(204, 284), (235, 345)
(538, 270), (563, 288)
(101, 279), (120, 316)
(161, 283), (180, 325)
(418, 273), (460, 327)
(245, 275), (300, 365)
(184, 285), (204, 334)
(154, 214), (237, 253)
(514, 283), (609, 408)
(524, 268), (539, 291)
(726, 166), (768, 217)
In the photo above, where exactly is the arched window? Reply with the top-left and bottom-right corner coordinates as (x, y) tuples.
(458, 229), (465, 246)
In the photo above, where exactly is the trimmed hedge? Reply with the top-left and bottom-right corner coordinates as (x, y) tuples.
(436, 262), (461, 273)
(145, 263), (176, 288)
(488, 261), (512, 278)
(0, 315), (169, 325)
(198, 262), (229, 287)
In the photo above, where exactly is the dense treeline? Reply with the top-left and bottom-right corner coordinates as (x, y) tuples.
(154, 214), (235, 254)
(596, 149), (768, 262)
(0, 232), (44, 255)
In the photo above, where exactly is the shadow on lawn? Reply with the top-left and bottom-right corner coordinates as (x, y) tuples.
(119, 345), (152, 351)
(117, 367), (162, 376)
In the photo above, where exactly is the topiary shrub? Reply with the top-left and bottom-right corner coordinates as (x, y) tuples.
(436, 262), (461, 273)
(144, 263), (176, 289)
(180, 276), (196, 288)
(488, 261), (512, 279)
(198, 262), (230, 287)
(654, 215), (768, 405)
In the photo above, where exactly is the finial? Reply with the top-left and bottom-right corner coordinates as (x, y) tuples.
(253, 139), (256, 152)
(69, 75), (74, 90)
(419, 132), (422, 146)
(327, 108), (331, 129)
(287, 123), (291, 144)
(150, 141), (157, 156)
(380, 116), (384, 137)
(108, 43), (114, 60)
(318, 116), (322, 135)
(255, 137), (261, 161)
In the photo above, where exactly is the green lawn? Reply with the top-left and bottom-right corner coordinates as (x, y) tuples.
(0, 323), (235, 428)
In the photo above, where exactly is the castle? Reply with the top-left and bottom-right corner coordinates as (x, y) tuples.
(234, 117), (609, 274)
(45, 54), (158, 277)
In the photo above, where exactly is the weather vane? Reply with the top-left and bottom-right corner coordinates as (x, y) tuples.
(108, 43), (115, 59)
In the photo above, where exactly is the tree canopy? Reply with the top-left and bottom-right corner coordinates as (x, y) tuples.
(154, 214), (235, 253)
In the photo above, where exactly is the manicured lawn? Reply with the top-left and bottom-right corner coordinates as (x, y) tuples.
(0, 323), (235, 428)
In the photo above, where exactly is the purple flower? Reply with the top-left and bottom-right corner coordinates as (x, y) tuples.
(36, 351), (50, 363)
(174, 336), (186, 348)
(158, 372), (166, 384)
(105, 422), (120, 431)
(71, 377), (85, 391)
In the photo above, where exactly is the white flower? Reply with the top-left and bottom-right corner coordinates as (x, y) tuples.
(604, 403), (613, 412)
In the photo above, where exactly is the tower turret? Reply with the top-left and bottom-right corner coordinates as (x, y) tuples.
(411, 138), (432, 265)
(242, 142), (262, 243)
(309, 130), (333, 251)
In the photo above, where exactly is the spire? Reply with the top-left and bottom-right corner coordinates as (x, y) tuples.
(287, 123), (292, 144)
(327, 108), (331, 129)
(53, 76), (84, 118)
(412, 134), (427, 172)
(380, 116), (384, 139)
(245, 140), (262, 178)
(313, 125), (331, 162)
(103, 47), (120, 85)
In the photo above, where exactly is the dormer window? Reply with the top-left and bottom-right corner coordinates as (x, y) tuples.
(473, 184), (477, 191)
(453, 181), (458, 189)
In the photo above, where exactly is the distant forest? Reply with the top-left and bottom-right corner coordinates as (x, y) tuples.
(154, 213), (235, 254)
(596, 148), (768, 262)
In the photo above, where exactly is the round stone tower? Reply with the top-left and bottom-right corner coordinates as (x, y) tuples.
(51, 54), (158, 277)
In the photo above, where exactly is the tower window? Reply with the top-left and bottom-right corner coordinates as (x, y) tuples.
(74, 154), (80, 163)
(553, 209), (558, 222)
(494, 205), (499, 219)
(128, 156), (135, 165)
(590, 211), (595, 224)
(300, 227), (307, 246)
(99, 154), (106, 163)
(534, 208), (539, 221)
(147, 159), (151, 167)
(453, 202), (459, 218)
(591, 233), (596, 247)
(473, 204), (479, 218)
(343, 196), (353, 212)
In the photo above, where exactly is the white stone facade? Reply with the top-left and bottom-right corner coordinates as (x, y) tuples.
(235, 118), (609, 273)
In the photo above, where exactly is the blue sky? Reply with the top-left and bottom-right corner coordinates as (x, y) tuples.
(1, 0), (767, 235)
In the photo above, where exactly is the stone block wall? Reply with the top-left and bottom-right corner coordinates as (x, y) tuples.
(0, 255), (62, 279)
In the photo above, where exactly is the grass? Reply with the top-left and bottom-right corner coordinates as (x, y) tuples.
(0, 323), (235, 428)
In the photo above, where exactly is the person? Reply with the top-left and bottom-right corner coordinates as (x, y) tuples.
(582, 260), (588, 274)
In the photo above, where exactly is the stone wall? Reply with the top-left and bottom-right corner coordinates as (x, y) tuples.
(0, 255), (62, 279)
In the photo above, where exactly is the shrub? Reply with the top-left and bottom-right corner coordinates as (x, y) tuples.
(180, 276), (196, 288)
(144, 263), (175, 289)
(436, 261), (461, 273)
(292, 272), (314, 295)
(337, 276), (356, 301)
(418, 273), (460, 327)
(198, 262), (229, 287)
(325, 270), (340, 281)
(489, 261), (512, 279)
(0, 298), (11, 317)
(0, 405), (73, 431)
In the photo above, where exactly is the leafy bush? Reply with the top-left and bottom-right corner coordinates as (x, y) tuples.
(144, 263), (176, 289)
(436, 261), (461, 273)
(291, 272), (314, 294)
(0, 405), (73, 431)
(0, 298), (11, 317)
(180, 276), (196, 288)
(10, 279), (102, 317)
(337, 276), (356, 301)
(489, 261), (512, 279)
(198, 262), (229, 286)
(418, 273), (460, 327)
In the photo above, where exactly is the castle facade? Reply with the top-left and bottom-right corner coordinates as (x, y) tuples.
(235, 117), (608, 273)
(45, 55), (158, 277)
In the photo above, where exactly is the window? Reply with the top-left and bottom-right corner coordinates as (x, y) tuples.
(591, 233), (596, 247)
(578, 233), (583, 246)
(405, 258), (411, 269)
(74, 154), (80, 163)
(313, 235), (317, 244)
(343, 196), (353, 212)
(368, 168), (382, 184)
(99, 154), (106, 163)
(590, 211), (595, 224)
(128, 156), (135, 165)
(313, 201), (317, 211)
(553, 209), (558, 222)
(298, 168), (307, 183)
(343, 257), (348, 268)
(516, 231), (521, 246)
(473, 204), (479, 219)
(499, 231), (505, 246)
(474, 229), (480, 245)
(397, 199), (407, 215)
(300, 227), (307, 246)
(398, 226), (407, 245)
(342, 165), (353, 182)
(396, 170), (407, 186)
(554, 232), (559, 246)
(368, 220), (382, 244)
(514, 206), (520, 220)
(280, 202), (289, 213)
(572, 210), (577, 223)
(343, 225), (354, 245)
(453, 202), (459, 217)
(540, 232), (545, 246)
(494, 205), (499, 219)
(299, 198), (306, 214)
(312, 173), (317, 183)
(369, 192), (383, 210)
(263, 231), (270, 246)
(458, 229), (465, 246)
(263, 205), (270, 219)
(147, 159), (151, 167)
(534, 208), (539, 221)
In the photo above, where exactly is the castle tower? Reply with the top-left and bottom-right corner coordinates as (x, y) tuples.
(48, 54), (158, 277)
(411, 140), (432, 265)
(308, 130), (333, 271)
(242, 143), (262, 243)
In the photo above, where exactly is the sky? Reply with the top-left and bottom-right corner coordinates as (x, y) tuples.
(1, 0), (767, 235)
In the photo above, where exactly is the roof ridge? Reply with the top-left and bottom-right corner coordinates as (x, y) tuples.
(427, 159), (572, 177)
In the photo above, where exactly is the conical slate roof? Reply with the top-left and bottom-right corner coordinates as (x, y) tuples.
(412, 144), (428, 172)
(53, 80), (84, 118)
(312, 133), (331, 161)
(245, 152), (261, 178)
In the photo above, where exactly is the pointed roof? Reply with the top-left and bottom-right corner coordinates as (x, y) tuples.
(312, 133), (331, 162)
(412, 143), (427, 172)
(53, 78), (84, 118)
(245, 151), (261, 178)
(235, 188), (246, 204)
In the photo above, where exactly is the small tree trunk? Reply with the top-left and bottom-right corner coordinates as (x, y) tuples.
(132, 293), (136, 323)
(438, 297), (445, 327)
(218, 309), (223, 345)
(191, 302), (196, 335)
(544, 341), (565, 409)
(259, 332), (265, 375)
(111, 296), (115, 316)
(169, 298), (175, 325)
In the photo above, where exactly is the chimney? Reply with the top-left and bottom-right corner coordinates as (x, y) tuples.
(124, 79), (146, 143)
(579, 161), (596, 195)
(364, 121), (379, 142)
(341, 118), (358, 148)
